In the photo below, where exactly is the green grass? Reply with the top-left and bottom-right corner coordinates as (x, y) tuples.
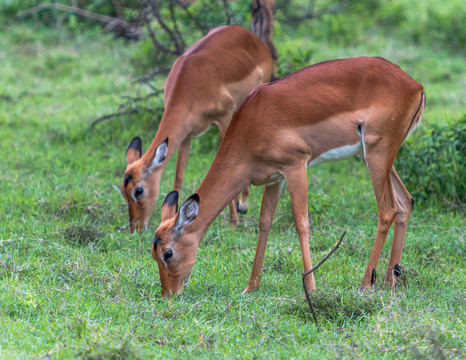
(1, 10), (465, 360)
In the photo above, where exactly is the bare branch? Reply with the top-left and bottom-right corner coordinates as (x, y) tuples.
(15, 3), (140, 40)
(132, 69), (171, 84)
(168, 0), (186, 53)
(174, 0), (208, 35)
(143, 0), (185, 56)
(142, 0), (185, 56)
(150, 0), (180, 50)
(221, 0), (234, 25)
(302, 230), (347, 326)
(15, 3), (115, 23)
(90, 83), (165, 130)
(143, 13), (178, 55)
(120, 90), (164, 103)
(90, 106), (163, 129)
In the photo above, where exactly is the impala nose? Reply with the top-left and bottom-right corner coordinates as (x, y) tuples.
(130, 223), (147, 234)
(135, 226), (148, 234)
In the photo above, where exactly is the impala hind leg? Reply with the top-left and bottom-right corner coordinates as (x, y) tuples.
(243, 181), (282, 293)
(361, 154), (398, 289)
(285, 166), (316, 291)
(173, 136), (192, 191)
(385, 167), (414, 287)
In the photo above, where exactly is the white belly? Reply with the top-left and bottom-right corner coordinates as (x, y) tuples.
(308, 141), (363, 167)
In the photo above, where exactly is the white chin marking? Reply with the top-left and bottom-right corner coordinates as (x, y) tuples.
(308, 141), (363, 167)
(183, 273), (192, 288)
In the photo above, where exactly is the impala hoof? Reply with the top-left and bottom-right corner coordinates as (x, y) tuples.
(394, 264), (401, 278)
(242, 287), (254, 295)
(371, 268), (377, 286)
(386, 263), (407, 288)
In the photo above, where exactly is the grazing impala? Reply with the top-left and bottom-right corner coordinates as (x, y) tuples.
(151, 57), (425, 297)
(121, 25), (273, 233)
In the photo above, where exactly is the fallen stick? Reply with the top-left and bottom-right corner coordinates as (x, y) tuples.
(302, 230), (347, 326)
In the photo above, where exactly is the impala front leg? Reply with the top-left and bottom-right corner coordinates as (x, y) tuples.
(174, 136), (192, 191)
(244, 181), (283, 293)
(217, 117), (241, 226)
(284, 165), (316, 291)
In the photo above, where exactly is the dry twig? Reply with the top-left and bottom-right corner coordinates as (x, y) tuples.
(90, 89), (164, 129)
(302, 230), (347, 326)
(132, 69), (171, 85)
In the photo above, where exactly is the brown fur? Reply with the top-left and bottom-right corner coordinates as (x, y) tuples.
(153, 57), (425, 296)
(121, 25), (273, 233)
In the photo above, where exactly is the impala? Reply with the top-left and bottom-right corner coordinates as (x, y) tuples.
(121, 25), (273, 233)
(151, 57), (425, 297)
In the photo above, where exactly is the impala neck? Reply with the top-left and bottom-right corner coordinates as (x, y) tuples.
(142, 107), (192, 166)
(189, 154), (250, 242)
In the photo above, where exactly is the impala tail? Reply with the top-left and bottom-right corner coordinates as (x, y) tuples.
(403, 91), (426, 143)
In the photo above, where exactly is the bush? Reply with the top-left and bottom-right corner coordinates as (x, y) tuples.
(375, 0), (466, 51)
(396, 115), (465, 210)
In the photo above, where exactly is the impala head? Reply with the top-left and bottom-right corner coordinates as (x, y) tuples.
(121, 137), (169, 233)
(152, 191), (200, 297)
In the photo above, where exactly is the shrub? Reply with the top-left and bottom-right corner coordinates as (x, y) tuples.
(396, 115), (465, 210)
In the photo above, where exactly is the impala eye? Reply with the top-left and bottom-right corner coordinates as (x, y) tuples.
(135, 187), (144, 197)
(163, 250), (173, 262)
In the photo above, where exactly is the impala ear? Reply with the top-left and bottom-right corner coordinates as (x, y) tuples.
(126, 136), (142, 165)
(148, 138), (168, 173)
(175, 194), (199, 233)
(161, 190), (179, 222)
